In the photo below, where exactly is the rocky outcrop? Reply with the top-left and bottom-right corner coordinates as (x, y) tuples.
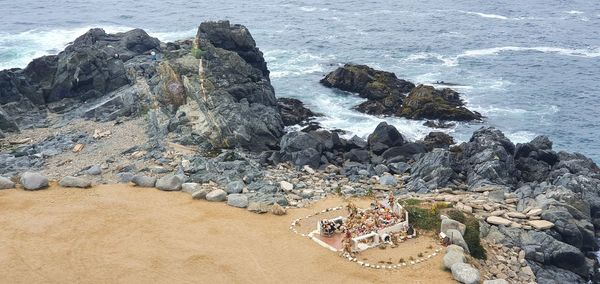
(320, 64), (413, 117)
(0, 28), (160, 132)
(1, 21), (283, 153)
(400, 85), (481, 121)
(459, 127), (517, 189)
(154, 21), (283, 151)
(277, 97), (318, 126)
(320, 64), (414, 101)
(320, 64), (481, 121)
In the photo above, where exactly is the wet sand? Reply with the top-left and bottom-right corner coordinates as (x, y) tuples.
(0, 184), (453, 284)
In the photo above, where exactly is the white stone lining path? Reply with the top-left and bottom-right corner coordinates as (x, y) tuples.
(289, 206), (443, 270)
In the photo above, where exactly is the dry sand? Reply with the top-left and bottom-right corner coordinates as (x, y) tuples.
(0, 184), (454, 284)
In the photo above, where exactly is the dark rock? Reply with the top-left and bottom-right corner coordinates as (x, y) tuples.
(410, 149), (457, 190)
(459, 127), (516, 189)
(381, 143), (426, 162)
(388, 162), (410, 174)
(423, 120), (455, 129)
(277, 97), (317, 126)
(320, 64), (415, 117)
(522, 231), (590, 278)
(400, 85), (481, 121)
(0, 106), (19, 132)
(173, 20), (283, 151)
(367, 122), (404, 149)
(422, 131), (455, 151)
(347, 135), (367, 149)
(278, 131), (323, 168)
(320, 64), (414, 101)
(344, 149), (369, 163)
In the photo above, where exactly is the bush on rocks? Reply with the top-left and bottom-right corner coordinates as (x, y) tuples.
(464, 216), (486, 260)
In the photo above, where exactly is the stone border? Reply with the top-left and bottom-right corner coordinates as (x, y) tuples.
(289, 206), (443, 270)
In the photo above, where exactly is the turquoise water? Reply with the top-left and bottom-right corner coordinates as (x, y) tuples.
(1, 0), (599, 161)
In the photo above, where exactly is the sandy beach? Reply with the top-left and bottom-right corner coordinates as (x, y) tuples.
(0, 184), (453, 284)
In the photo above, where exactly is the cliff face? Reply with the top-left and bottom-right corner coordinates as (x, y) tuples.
(0, 21), (283, 152)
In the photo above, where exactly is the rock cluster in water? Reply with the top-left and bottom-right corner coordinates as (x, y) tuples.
(320, 64), (482, 121)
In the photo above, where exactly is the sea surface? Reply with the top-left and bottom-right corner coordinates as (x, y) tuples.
(1, 0), (599, 161)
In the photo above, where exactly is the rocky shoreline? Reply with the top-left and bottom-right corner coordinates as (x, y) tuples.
(1, 21), (600, 283)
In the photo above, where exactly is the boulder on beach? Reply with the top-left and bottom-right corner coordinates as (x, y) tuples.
(227, 194), (249, 208)
(0, 176), (16, 189)
(206, 189), (227, 202)
(451, 263), (480, 284)
(132, 175), (157, 188)
(59, 176), (92, 188)
(155, 175), (183, 191)
(20, 172), (49, 190)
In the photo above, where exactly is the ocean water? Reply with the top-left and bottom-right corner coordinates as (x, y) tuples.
(1, 0), (599, 161)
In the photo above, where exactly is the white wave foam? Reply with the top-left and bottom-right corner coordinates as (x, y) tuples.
(566, 10), (584, 15)
(457, 46), (600, 59)
(464, 11), (509, 20)
(506, 131), (537, 144)
(300, 6), (317, 12)
(264, 49), (334, 79)
(148, 28), (196, 42)
(0, 25), (135, 70)
(470, 105), (529, 115)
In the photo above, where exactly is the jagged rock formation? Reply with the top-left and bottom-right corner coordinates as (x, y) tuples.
(149, 21), (283, 151)
(0, 21), (284, 152)
(277, 97), (318, 126)
(320, 64), (481, 121)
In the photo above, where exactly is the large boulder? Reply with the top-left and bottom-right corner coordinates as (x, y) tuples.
(451, 263), (481, 284)
(410, 149), (457, 190)
(155, 175), (183, 191)
(278, 131), (323, 168)
(206, 189), (227, 202)
(320, 64), (415, 117)
(443, 249), (466, 270)
(400, 85), (481, 121)
(441, 218), (466, 236)
(367, 122), (404, 149)
(20, 172), (49, 190)
(320, 64), (414, 101)
(422, 131), (455, 151)
(446, 229), (470, 253)
(46, 28), (160, 103)
(168, 20), (283, 151)
(0, 176), (15, 189)
(277, 97), (317, 126)
(459, 127), (517, 189)
(381, 143), (426, 162)
(521, 231), (590, 278)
